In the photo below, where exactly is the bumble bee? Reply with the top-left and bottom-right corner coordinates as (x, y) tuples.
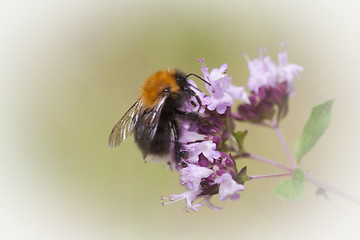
(108, 69), (209, 164)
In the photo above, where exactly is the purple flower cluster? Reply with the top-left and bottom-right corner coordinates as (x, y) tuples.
(235, 48), (303, 123)
(162, 47), (303, 211)
(162, 61), (246, 211)
(246, 48), (303, 96)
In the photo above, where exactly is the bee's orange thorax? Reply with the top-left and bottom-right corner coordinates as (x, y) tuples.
(140, 70), (180, 107)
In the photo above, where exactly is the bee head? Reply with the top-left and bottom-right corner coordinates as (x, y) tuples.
(174, 70), (210, 90)
(174, 70), (189, 90)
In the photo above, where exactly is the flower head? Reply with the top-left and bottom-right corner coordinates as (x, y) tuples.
(162, 60), (247, 211)
(246, 47), (303, 95)
(199, 61), (249, 114)
(236, 46), (303, 123)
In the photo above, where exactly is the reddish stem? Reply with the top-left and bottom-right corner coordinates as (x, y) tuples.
(249, 172), (292, 181)
(273, 124), (297, 169)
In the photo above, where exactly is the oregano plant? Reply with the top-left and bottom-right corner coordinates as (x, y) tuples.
(120, 44), (358, 211)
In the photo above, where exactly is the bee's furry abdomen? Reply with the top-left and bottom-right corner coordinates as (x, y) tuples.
(134, 113), (172, 159)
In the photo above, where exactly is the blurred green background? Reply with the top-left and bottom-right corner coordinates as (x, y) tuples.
(1, 0), (360, 239)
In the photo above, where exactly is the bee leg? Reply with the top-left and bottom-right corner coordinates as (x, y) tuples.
(176, 110), (208, 129)
(170, 119), (187, 167)
(175, 110), (200, 121)
(194, 94), (202, 107)
(187, 88), (203, 113)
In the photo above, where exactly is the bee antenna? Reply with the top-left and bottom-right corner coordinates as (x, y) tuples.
(186, 73), (211, 86)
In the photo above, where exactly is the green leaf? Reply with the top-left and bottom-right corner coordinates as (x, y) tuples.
(295, 99), (335, 162)
(274, 168), (306, 203)
(233, 130), (248, 152)
(235, 166), (250, 185)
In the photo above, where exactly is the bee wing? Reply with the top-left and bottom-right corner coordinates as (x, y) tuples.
(143, 91), (169, 141)
(108, 99), (144, 148)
